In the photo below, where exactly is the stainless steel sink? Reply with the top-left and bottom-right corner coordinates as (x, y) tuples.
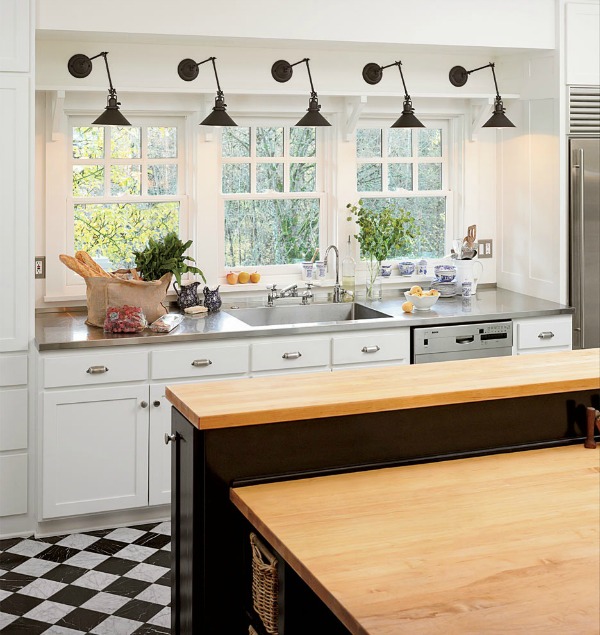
(225, 302), (392, 327)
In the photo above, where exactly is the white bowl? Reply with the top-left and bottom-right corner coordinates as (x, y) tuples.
(404, 291), (440, 311)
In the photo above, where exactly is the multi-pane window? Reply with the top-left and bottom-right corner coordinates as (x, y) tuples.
(221, 125), (324, 268)
(70, 119), (184, 270)
(356, 123), (450, 258)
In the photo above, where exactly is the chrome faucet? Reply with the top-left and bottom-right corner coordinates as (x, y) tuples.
(324, 244), (342, 303)
(266, 283), (298, 307)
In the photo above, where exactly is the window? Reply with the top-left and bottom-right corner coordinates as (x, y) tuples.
(220, 124), (325, 269)
(69, 118), (184, 270)
(355, 121), (451, 259)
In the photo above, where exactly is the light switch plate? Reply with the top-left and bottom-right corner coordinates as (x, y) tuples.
(478, 239), (493, 258)
(35, 256), (46, 279)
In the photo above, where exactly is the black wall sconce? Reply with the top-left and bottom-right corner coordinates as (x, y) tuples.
(177, 57), (237, 127)
(362, 60), (424, 128)
(177, 57), (237, 126)
(271, 58), (331, 127)
(449, 62), (515, 128)
(67, 52), (130, 126)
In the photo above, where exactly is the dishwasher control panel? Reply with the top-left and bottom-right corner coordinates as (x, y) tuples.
(412, 321), (513, 364)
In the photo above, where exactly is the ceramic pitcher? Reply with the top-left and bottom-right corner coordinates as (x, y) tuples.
(173, 280), (202, 310)
(454, 260), (484, 294)
(203, 285), (222, 312)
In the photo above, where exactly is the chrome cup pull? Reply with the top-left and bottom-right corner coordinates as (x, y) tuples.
(86, 365), (109, 374)
(538, 331), (555, 340)
(282, 351), (302, 360)
(191, 359), (213, 367)
(361, 345), (380, 354)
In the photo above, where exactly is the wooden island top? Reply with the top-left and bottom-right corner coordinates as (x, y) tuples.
(166, 348), (600, 430)
(231, 445), (600, 635)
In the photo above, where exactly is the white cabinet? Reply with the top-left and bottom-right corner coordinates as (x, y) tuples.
(251, 335), (330, 374)
(0, 354), (28, 519)
(332, 328), (410, 368)
(0, 0), (31, 71)
(565, 2), (600, 86)
(513, 315), (573, 355)
(42, 385), (150, 519)
(148, 384), (171, 506)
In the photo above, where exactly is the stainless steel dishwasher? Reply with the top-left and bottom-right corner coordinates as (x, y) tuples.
(412, 321), (513, 363)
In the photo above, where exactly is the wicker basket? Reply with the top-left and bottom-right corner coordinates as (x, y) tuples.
(249, 627), (259, 635)
(250, 533), (279, 635)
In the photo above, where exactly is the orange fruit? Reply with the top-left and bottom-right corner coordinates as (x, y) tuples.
(238, 271), (250, 284)
(250, 271), (261, 283)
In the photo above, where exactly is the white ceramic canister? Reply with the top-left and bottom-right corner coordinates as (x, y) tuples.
(454, 259), (483, 294)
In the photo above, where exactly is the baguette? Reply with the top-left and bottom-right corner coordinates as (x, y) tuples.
(75, 251), (112, 278)
(59, 254), (99, 278)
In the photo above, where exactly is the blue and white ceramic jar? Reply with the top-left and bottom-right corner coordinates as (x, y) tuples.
(416, 259), (428, 275)
(398, 261), (415, 276)
(380, 264), (392, 277)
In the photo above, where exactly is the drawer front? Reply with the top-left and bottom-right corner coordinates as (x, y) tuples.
(516, 316), (572, 351)
(333, 329), (410, 366)
(151, 343), (249, 380)
(251, 337), (330, 372)
(0, 354), (27, 386)
(0, 388), (27, 451)
(43, 351), (148, 388)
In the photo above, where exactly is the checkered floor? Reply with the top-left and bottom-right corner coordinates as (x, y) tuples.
(0, 521), (171, 634)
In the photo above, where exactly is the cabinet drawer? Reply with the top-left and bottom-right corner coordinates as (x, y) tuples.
(515, 316), (572, 351)
(332, 329), (410, 366)
(251, 336), (330, 373)
(43, 350), (148, 388)
(151, 343), (249, 380)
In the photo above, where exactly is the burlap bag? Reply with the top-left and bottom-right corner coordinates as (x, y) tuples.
(85, 273), (172, 327)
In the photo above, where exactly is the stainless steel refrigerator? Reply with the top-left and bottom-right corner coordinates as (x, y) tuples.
(569, 137), (600, 349)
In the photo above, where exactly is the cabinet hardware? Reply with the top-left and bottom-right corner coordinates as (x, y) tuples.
(164, 433), (178, 445)
(153, 400), (161, 407)
(191, 359), (212, 367)
(282, 351), (302, 360)
(538, 331), (555, 340)
(86, 365), (109, 374)
(361, 345), (380, 353)
(140, 401), (148, 408)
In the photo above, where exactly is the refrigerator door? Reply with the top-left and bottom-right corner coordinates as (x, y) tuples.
(569, 138), (600, 349)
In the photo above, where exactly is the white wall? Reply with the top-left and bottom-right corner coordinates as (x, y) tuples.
(36, 0), (556, 50)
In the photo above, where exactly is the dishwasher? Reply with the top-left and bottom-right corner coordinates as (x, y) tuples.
(412, 321), (513, 364)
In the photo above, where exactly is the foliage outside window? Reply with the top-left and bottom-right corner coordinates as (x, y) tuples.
(356, 124), (448, 259)
(221, 125), (323, 268)
(71, 120), (182, 270)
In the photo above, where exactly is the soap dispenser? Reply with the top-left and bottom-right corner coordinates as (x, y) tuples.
(341, 235), (356, 302)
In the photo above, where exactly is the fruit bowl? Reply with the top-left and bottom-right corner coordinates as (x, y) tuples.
(404, 290), (440, 311)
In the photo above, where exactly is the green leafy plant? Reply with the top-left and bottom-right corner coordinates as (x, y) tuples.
(133, 232), (206, 285)
(346, 200), (417, 298)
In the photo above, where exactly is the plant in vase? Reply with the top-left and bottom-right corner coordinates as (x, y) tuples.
(346, 200), (417, 300)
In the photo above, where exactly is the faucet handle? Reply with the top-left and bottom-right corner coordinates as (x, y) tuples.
(266, 283), (277, 291)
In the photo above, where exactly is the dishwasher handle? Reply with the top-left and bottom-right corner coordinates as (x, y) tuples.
(455, 335), (475, 344)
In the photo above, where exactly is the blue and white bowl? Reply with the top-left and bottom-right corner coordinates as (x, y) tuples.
(398, 261), (415, 276)
(380, 264), (392, 277)
(433, 264), (457, 282)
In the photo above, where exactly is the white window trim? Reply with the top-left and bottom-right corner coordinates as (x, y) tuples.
(44, 112), (189, 301)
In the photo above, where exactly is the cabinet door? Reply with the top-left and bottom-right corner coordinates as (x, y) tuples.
(0, 75), (29, 351)
(566, 2), (600, 85)
(148, 384), (171, 506)
(42, 385), (149, 519)
(0, 0), (31, 71)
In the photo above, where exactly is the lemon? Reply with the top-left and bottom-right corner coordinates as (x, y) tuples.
(402, 301), (414, 313)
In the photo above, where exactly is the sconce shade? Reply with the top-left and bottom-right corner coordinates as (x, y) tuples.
(362, 61), (425, 128)
(68, 52), (130, 126)
(271, 58), (331, 127)
(178, 57), (237, 126)
(449, 63), (515, 128)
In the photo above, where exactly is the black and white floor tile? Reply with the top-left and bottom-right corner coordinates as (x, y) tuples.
(0, 522), (171, 634)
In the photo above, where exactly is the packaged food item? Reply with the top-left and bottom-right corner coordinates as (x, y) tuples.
(104, 305), (147, 333)
(184, 305), (208, 316)
(149, 314), (184, 333)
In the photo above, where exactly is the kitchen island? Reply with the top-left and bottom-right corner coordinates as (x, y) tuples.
(165, 349), (599, 634)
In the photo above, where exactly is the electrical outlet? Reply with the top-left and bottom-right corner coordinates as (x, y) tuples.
(478, 239), (493, 259)
(35, 256), (46, 279)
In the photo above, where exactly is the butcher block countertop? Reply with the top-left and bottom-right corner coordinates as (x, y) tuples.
(166, 348), (600, 430)
(231, 445), (600, 635)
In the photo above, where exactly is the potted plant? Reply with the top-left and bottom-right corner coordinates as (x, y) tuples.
(346, 200), (417, 299)
(133, 232), (205, 286)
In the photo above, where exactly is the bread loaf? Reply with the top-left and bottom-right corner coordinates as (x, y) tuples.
(75, 251), (112, 277)
(59, 254), (98, 278)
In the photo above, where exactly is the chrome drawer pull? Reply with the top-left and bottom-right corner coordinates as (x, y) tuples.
(361, 345), (380, 354)
(282, 351), (302, 360)
(191, 359), (212, 367)
(86, 365), (109, 374)
(538, 331), (555, 340)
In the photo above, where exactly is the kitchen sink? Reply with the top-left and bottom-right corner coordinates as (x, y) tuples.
(225, 302), (392, 327)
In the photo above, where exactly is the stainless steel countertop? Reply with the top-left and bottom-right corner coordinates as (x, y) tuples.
(35, 288), (574, 351)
